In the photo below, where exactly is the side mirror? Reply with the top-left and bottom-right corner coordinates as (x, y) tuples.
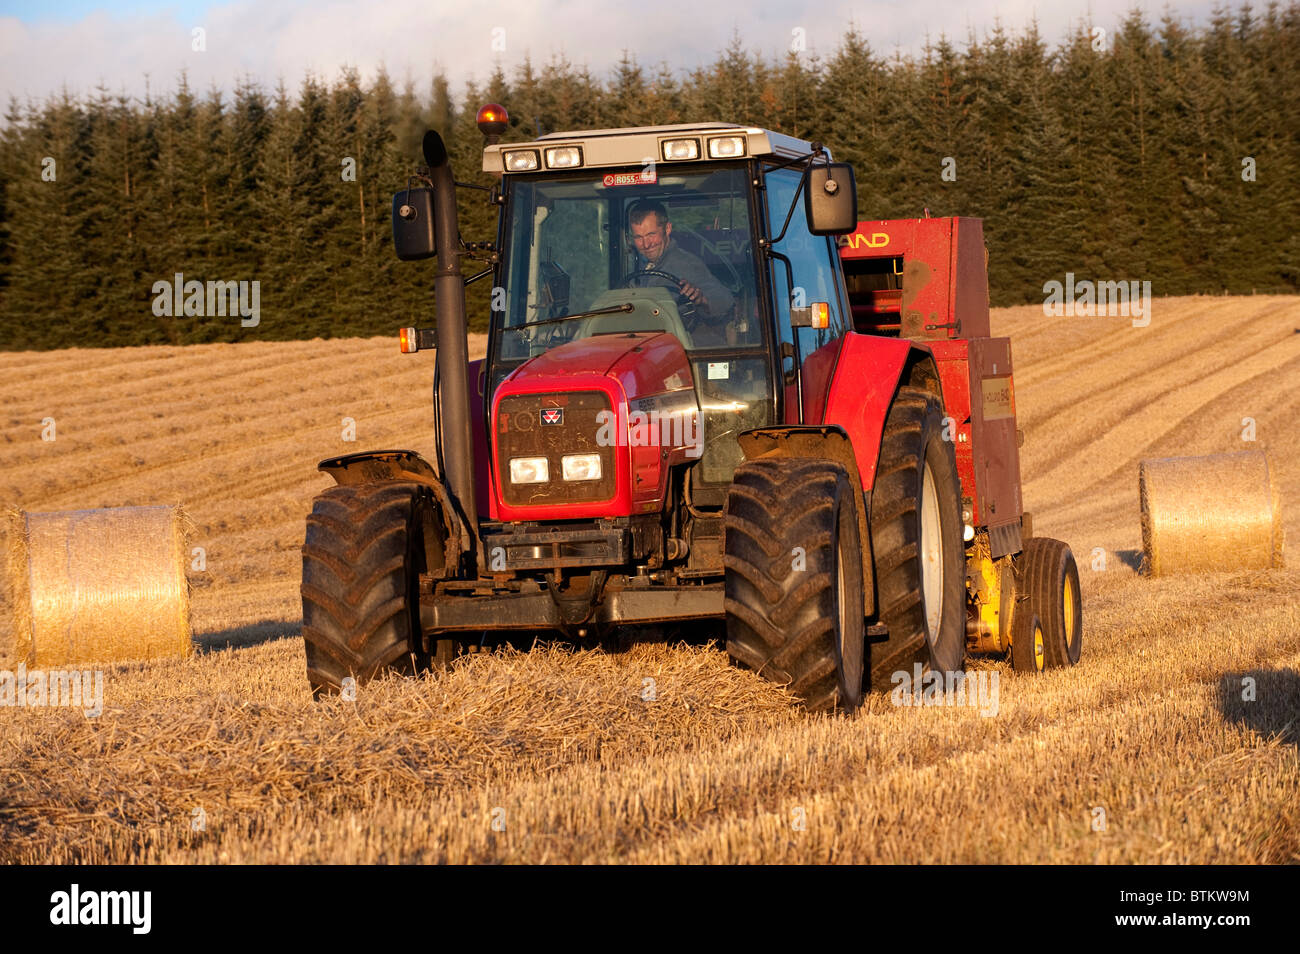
(805, 162), (857, 235)
(392, 188), (437, 261)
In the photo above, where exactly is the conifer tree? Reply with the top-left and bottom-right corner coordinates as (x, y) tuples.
(1, 5), (1297, 349)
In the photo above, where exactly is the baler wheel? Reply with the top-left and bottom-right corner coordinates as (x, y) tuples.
(1010, 609), (1046, 672)
(1015, 537), (1082, 668)
(301, 481), (447, 697)
(723, 458), (865, 711)
(867, 386), (967, 689)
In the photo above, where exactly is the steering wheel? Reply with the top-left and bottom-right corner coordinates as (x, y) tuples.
(623, 268), (697, 325)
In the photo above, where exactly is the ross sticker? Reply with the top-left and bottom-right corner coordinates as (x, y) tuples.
(707, 362), (729, 380)
(602, 171), (656, 187)
(981, 376), (1015, 422)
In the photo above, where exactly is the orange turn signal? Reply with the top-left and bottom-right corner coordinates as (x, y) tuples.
(400, 327), (436, 353)
(790, 302), (831, 330)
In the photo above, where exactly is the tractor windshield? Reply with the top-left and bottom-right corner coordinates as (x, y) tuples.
(495, 165), (761, 361)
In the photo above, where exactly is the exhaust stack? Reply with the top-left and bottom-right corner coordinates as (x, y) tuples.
(422, 130), (479, 562)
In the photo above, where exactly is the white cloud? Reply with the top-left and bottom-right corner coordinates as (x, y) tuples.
(0, 0), (1220, 107)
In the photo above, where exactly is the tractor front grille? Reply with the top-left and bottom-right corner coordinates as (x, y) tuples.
(496, 391), (617, 507)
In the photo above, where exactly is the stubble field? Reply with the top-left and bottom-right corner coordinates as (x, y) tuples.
(2, 294), (1298, 863)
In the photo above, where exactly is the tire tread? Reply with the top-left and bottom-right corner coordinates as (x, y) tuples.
(301, 481), (432, 697)
(724, 458), (863, 711)
(866, 386), (966, 690)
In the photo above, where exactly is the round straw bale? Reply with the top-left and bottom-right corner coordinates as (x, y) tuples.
(2, 508), (34, 667)
(8, 505), (194, 667)
(1139, 451), (1284, 576)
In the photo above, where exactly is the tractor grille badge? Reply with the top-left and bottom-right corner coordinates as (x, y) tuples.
(541, 408), (564, 425)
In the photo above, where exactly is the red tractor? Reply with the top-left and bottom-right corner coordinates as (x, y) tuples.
(300, 107), (1082, 709)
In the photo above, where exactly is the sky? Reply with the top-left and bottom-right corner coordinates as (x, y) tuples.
(0, 0), (1221, 105)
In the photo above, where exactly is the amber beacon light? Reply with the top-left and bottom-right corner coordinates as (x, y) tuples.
(476, 104), (509, 144)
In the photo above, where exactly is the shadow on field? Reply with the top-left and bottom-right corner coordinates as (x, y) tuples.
(195, 619), (300, 653)
(1216, 669), (1300, 747)
(1114, 548), (1145, 571)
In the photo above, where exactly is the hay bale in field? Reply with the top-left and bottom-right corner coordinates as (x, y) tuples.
(2, 506), (194, 667)
(1139, 451), (1284, 576)
(2, 508), (34, 666)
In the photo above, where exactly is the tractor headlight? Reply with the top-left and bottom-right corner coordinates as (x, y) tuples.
(561, 453), (602, 482)
(503, 150), (540, 172)
(544, 146), (583, 168)
(707, 135), (746, 158)
(661, 138), (700, 161)
(509, 457), (549, 484)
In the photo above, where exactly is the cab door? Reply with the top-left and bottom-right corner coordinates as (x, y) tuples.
(763, 167), (852, 425)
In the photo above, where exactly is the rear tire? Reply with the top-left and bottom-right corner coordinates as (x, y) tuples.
(301, 481), (447, 697)
(1017, 537), (1082, 668)
(724, 458), (866, 712)
(867, 386), (966, 690)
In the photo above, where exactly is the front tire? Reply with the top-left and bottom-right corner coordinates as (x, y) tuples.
(724, 458), (866, 712)
(301, 481), (437, 697)
(868, 386), (966, 690)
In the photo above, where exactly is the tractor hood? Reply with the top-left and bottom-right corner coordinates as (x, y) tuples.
(490, 332), (701, 521)
(509, 332), (670, 380)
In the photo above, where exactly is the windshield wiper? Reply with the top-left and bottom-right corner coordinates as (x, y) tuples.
(509, 302), (635, 333)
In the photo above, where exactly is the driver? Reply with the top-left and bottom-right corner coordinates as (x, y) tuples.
(627, 200), (733, 319)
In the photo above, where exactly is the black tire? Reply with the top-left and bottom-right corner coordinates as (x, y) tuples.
(301, 481), (448, 697)
(867, 386), (966, 690)
(724, 458), (866, 712)
(1010, 609), (1045, 673)
(1017, 537), (1082, 668)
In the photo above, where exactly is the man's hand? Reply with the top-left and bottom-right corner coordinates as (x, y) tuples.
(678, 280), (709, 311)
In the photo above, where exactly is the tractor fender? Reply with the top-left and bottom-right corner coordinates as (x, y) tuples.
(736, 425), (875, 616)
(317, 449), (464, 569)
(822, 336), (943, 493)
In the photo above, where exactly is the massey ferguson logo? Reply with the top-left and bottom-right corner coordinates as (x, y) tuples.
(541, 408), (563, 425)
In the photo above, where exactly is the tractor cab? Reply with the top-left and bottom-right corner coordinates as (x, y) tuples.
(481, 121), (858, 499)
